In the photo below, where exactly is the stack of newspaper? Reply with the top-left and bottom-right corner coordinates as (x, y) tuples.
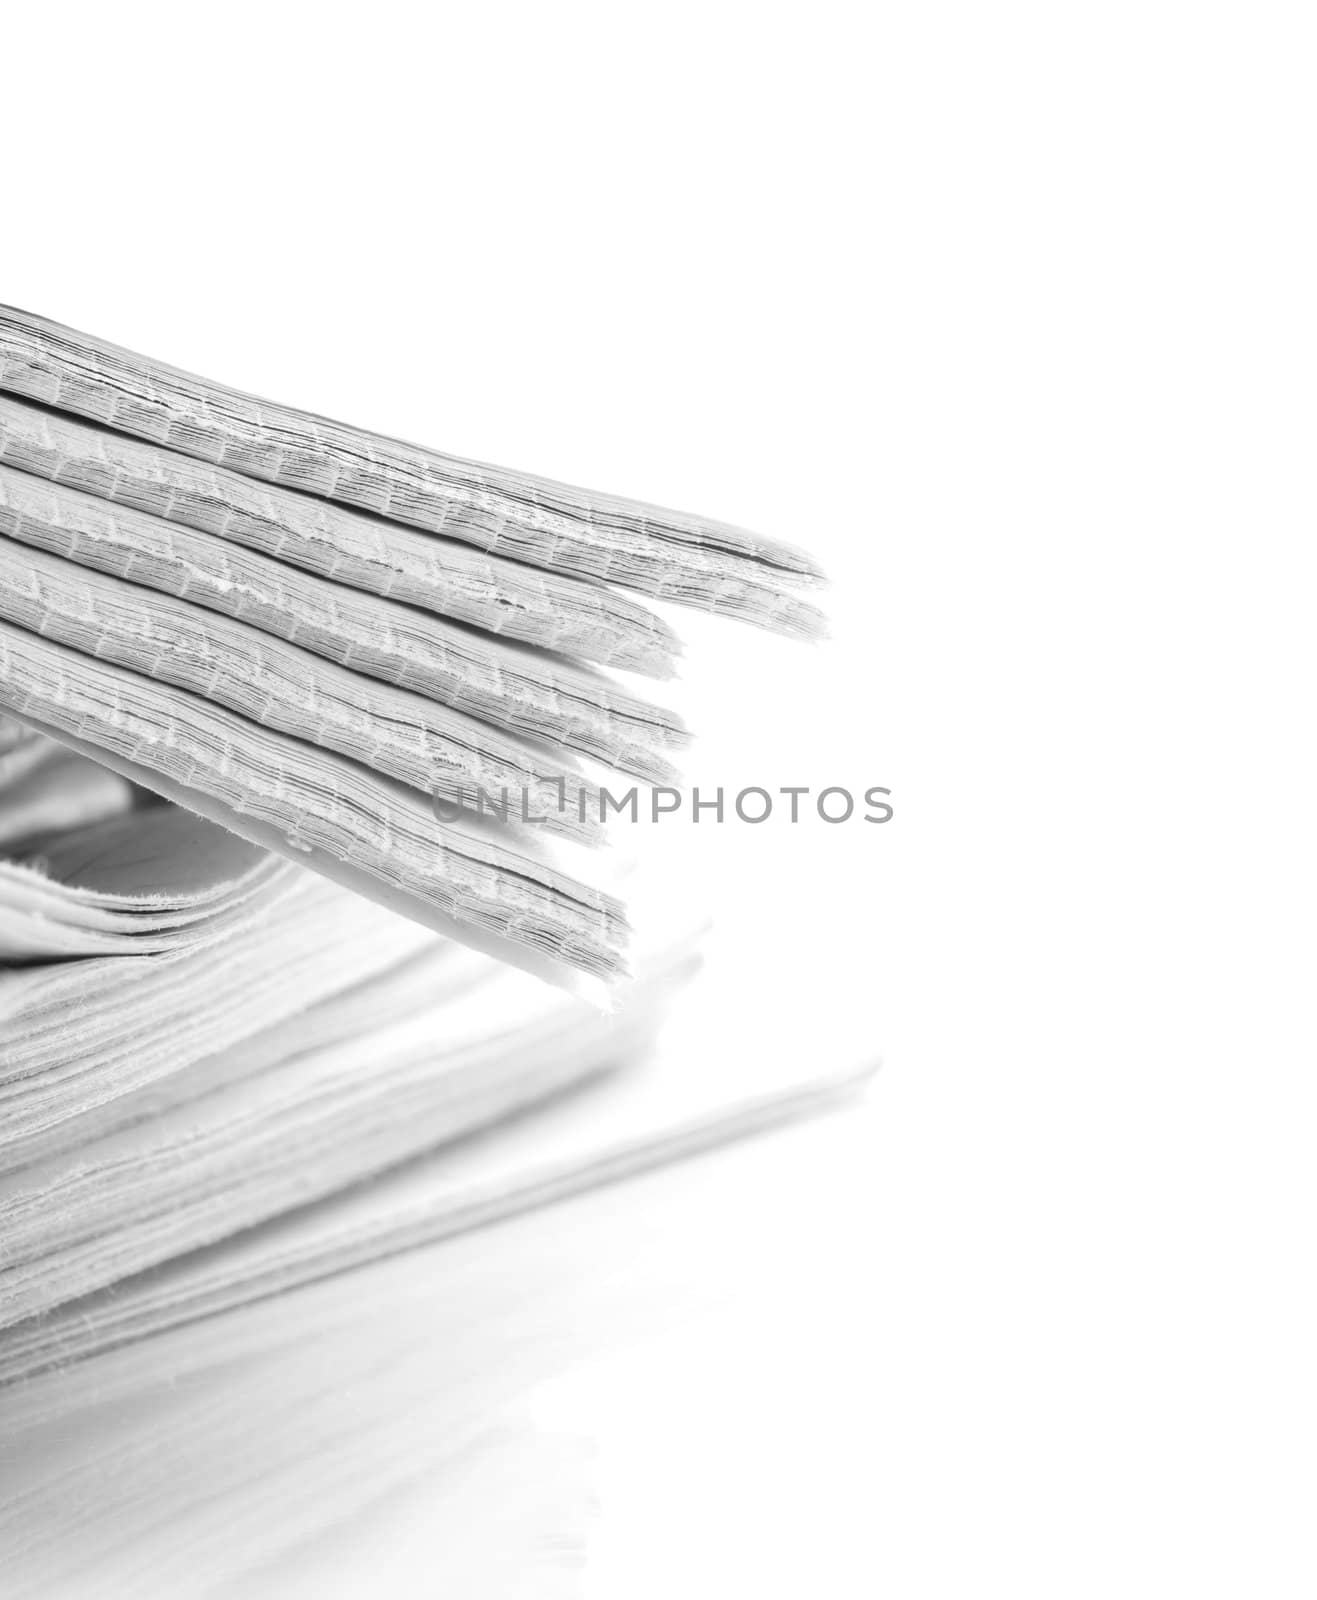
(0, 311), (858, 1379)
(0, 306), (826, 986)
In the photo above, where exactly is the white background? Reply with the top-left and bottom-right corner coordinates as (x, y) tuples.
(5, 1), (1317, 1594)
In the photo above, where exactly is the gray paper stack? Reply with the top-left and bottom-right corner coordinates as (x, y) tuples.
(0, 306), (825, 985)
(0, 723), (868, 1380)
(0, 318), (854, 1383)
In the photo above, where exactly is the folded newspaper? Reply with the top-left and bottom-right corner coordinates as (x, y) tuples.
(0, 305), (826, 986)
(0, 310), (861, 1391)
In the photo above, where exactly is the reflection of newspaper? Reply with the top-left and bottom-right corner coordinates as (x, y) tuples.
(0, 306), (823, 981)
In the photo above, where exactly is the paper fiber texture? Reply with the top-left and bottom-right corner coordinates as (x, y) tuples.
(0, 465), (685, 781)
(0, 305), (827, 632)
(0, 308), (830, 979)
(0, 394), (682, 675)
(0, 541), (605, 845)
(0, 634), (630, 981)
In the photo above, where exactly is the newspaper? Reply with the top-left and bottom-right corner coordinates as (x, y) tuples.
(0, 311), (854, 1390)
(0, 306), (826, 981)
(0, 758), (870, 1379)
(0, 305), (827, 630)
